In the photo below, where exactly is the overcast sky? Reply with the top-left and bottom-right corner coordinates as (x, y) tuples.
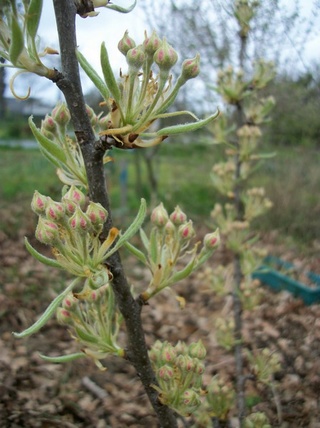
(6, 0), (320, 103)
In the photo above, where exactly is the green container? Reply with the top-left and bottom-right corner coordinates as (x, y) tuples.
(252, 256), (320, 305)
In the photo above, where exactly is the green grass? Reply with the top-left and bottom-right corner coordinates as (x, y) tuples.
(1, 142), (319, 246)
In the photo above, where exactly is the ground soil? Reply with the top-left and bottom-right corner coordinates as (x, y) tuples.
(1, 207), (320, 428)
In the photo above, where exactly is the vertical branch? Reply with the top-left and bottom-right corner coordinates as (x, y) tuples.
(51, 1), (177, 426)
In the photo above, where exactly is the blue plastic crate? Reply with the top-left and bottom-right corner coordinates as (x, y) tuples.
(252, 256), (320, 305)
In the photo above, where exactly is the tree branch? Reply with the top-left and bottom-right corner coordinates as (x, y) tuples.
(51, 1), (177, 426)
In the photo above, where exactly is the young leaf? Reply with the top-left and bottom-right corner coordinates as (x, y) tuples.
(39, 352), (85, 363)
(100, 42), (122, 105)
(24, 237), (61, 268)
(76, 49), (110, 100)
(9, 15), (24, 65)
(156, 110), (220, 136)
(26, 0), (43, 40)
(106, 0), (137, 13)
(123, 241), (148, 264)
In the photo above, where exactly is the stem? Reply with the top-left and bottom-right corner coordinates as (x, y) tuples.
(51, 2), (177, 426)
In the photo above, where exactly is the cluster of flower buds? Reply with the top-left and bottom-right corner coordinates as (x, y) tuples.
(216, 66), (249, 104)
(244, 187), (273, 221)
(252, 59), (276, 90)
(56, 284), (124, 369)
(204, 375), (235, 421)
(234, 0), (259, 38)
(240, 276), (262, 310)
(29, 104), (88, 188)
(237, 125), (262, 161)
(244, 411), (271, 428)
(30, 185), (118, 280)
(214, 317), (236, 351)
(0, 2), (57, 98)
(149, 340), (206, 416)
(246, 348), (281, 386)
(125, 203), (219, 302)
(244, 96), (276, 125)
(77, 30), (219, 149)
(211, 161), (237, 197)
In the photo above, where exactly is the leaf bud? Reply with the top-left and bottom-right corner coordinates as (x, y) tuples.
(118, 30), (136, 56)
(31, 190), (48, 215)
(188, 340), (207, 360)
(87, 270), (110, 289)
(178, 220), (195, 241)
(45, 197), (65, 222)
(126, 46), (145, 71)
(151, 203), (169, 228)
(51, 103), (71, 127)
(181, 53), (200, 81)
(203, 229), (220, 250)
(154, 38), (178, 73)
(69, 206), (91, 234)
(35, 216), (60, 245)
(143, 30), (161, 56)
(170, 205), (187, 225)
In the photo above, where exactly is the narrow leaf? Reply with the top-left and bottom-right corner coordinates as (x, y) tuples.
(39, 145), (61, 168)
(106, 0), (137, 13)
(156, 110), (220, 136)
(9, 15), (24, 65)
(24, 237), (61, 268)
(123, 241), (148, 264)
(29, 116), (67, 163)
(26, 0), (43, 39)
(76, 49), (110, 100)
(13, 280), (78, 338)
(139, 228), (150, 251)
(39, 352), (85, 363)
(100, 42), (121, 104)
(167, 258), (197, 286)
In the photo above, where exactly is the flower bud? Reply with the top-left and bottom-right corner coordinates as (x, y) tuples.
(86, 105), (98, 127)
(151, 203), (169, 228)
(143, 30), (161, 56)
(51, 103), (71, 127)
(63, 185), (86, 209)
(69, 206), (91, 234)
(62, 292), (78, 311)
(203, 229), (220, 250)
(126, 46), (145, 71)
(160, 342), (177, 363)
(154, 38), (178, 73)
(158, 364), (174, 381)
(182, 389), (201, 407)
(118, 30), (136, 56)
(31, 190), (48, 215)
(35, 216), (60, 245)
(178, 220), (195, 241)
(45, 197), (65, 222)
(86, 201), (108, 230)
(41, 114), (57, 135)
(164, 220), (175, 236)
(56, 307), (73, 325)
(181, 53), (200, 81)
(170, 205), (187, 225)
(188, 340), (207, 360)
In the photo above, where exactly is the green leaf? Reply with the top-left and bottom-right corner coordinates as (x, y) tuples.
(106, 0), (137, 13)
(38, 145), (61, 168)
(29, 116), (67, 163)
(100, 42), (122, 104)
(26, 0), (43, 39)
(9, 15), (24, 65)
(76, 49), (110, 100)
(123, 241), (147, 264)
(167, 258), (197, 286)
(24, 237), (61, 268)
(139, 228), (150, 251)
(39, 352), (85, 363)
(13, 279), (79, 338)
(156, 110), (220, 136)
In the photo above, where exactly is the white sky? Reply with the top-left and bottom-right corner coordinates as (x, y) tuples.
(6, 0), (320, 103)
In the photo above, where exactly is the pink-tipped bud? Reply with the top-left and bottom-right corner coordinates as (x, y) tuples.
(181, 53), (201, 81)
(63, 185), (86, 209)
(118, 30), (136, 56)
(160, 342), (177, 363)
(56, 307), (73, 325)
(86, 105), (98, 127)
(151, 203), (169, 228)
(182, 389), (201, 407)
(86, 201), (108, 230)
(158, 364), (174, 381)
(51, 103), (71, 127)
(203, 229), (220, 250)
(88, 284), (108, 302)
(41, 114), (57, 135)
(170, 205), (187, 225)
(188, 339), (207, 360)
(62, 292), (78, 311)
(31, 191), (48, 215)
(69, 206), (91, 234)
(143, 30), (161, 56)
(35, 216), (60, 245)
(154, 38), (178, 72)
(165, 220), (176, 236)
(178, 220), (195, 241)
(62, 199), (77, 216)
(126, 46), (145, 71)
(45, 198), (65, 222)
